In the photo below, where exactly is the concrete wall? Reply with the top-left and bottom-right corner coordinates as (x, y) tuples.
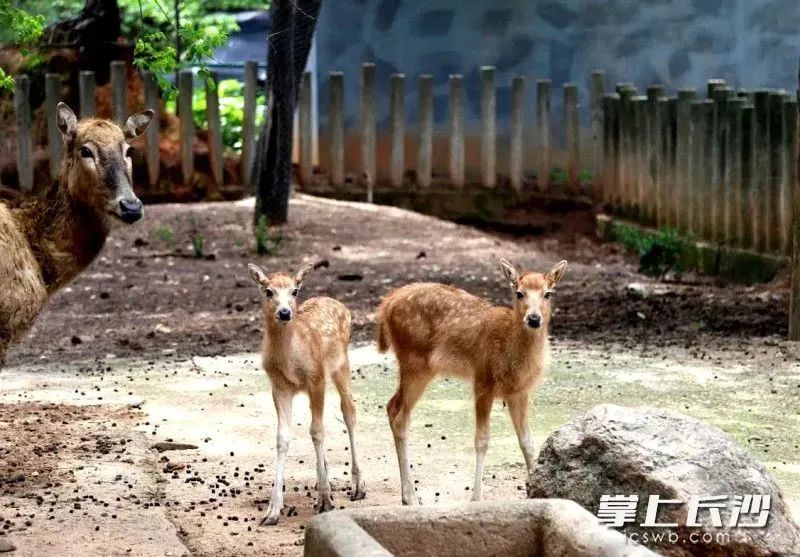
(315, 0), (800, 148)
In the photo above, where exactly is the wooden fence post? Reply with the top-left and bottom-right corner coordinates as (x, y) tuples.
(646, 86), (665, 224)
(417, 74), (433, 189)
(14, 75), (33, 192)
(666, 99), (679, 227)
(788, 95), (800, 338)
(389, 73), (406, 188)
(242, 60), (258, 187)
(565, 83), (580, 190)
(360, 63), (376, 202)
(631, 96), (646, 220)
(707, 79), (726, 99)
(298, 71), (313, 188)
(510, 76), (525, 191)
(676, 88), (697, 234)
(142, 71), (160, 188)
(110, 60), (127, 125)
(328, 71), (345, 188)
(590, 70), (605, 184)
(449, 74), (465, 188)
(178, 70), (194, 185)
(782, 97), (797, 256)
(656, 98), (670, 226)
(710, 86), (732, 242)
(727, 98), (745, 246)
(753, 90), (771, 251)
(741, 104), (756, 249)
(602, 94), (620, 209)
(45, 73), (63, 178)
(481, 66), (496, 188)
(206, 72), (225, 189)
(537, 79), (551, 189)
(689, 100), (709, 236)
(616, 84), (636, 215)
(78, 70), (96, 118)
(769, 91), (788, 254)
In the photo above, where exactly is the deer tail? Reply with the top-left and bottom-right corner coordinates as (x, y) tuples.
(376, 307), (391, 353)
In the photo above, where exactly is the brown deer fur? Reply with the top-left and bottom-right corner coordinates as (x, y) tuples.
(377, 258), (568, 505)
(0, 103), (153, 366)
(248, 262), (366, 526)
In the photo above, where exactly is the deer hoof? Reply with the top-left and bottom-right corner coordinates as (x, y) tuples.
(350, 481), (366, 501)
(316, 494), (334, 513)
(259, 514), (280, 527)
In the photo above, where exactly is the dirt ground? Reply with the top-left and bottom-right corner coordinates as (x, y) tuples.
(1, 194), (799, 556)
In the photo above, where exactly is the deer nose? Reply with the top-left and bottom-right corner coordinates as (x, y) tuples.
(119, 199), (143, 223)
(526, 314), (542, 329)
(277, 308), (292, 322)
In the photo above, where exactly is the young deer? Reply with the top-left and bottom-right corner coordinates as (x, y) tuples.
(377, 258), (568, 505)
(0, 103), (153, 367)
(248, 262), (366, 526)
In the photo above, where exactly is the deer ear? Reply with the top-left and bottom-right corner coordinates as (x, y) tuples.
(499, 258), (519, 287)
(57, 103), (77, 143)
(247, 263), (267, 285)
(546, 260), (568, 286)
(123, 109), (155, 139)
(294, 261), (315, 288)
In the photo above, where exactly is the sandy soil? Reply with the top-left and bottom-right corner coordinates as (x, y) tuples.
(1, 194), (798, 556)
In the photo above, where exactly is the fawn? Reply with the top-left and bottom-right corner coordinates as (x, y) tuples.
(376, 258), (568, 504)
(248, 262), (366, 526)
(0, 103), (153, 367)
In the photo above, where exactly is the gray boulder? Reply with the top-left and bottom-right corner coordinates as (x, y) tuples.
(528, 404), (800, 556)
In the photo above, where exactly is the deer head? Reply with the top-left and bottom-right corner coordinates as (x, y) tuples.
(500, 258), (568, 330)
(248, 262), (316, 324)
(56, 103), (154, 226)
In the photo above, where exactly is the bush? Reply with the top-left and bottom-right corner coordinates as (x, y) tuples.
(616, 225), (692, 277)
(165, 78), (266, 153)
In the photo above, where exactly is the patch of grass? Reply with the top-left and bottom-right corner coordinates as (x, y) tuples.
(616, 224), (692, 277)
(254, 215), (282, 255)
(154, 227), (175, 246)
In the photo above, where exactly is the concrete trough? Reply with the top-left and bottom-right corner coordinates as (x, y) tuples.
(304, 499), (657, 556)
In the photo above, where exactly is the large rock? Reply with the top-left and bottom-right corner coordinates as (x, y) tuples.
(528, 404), (800, 556)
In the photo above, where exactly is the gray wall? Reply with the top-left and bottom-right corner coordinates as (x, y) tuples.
(315, 0), (800, 147)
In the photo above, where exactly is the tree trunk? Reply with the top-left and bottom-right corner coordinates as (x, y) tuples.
(252, 0), (321, 226)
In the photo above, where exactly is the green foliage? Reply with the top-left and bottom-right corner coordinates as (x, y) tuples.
(254, 215), (282, 255)
(191, 234), (204, 258)
(165, 78), (265, 152)
(131, 1), (239, 98)
(4, 0), (264, 95)
(616, 225), (692, 277)
(0, 0), (45, 90)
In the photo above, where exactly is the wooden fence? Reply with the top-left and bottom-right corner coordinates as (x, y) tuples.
(600, 80), (798, 256)
(7, 61), (262, 192)
(296, 63), (596, 198)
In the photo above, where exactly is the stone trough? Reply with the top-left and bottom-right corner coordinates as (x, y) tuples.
(304, 499), (656, 557)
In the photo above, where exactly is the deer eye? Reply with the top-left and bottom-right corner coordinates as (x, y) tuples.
(125, 146), (135, 158)
(515, 291), (524, 300)
(264, 289), (273, 298)
(79, 146), (94, 159)
(544, 291), (553, 300)
(291, 288), (298, 297)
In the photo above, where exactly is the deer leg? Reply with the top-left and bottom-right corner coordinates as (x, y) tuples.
(260, 387), (294, 526)
(309, 385), (334, 513)
(387, 360), (431, 506)
(471, 390), (494, 502)
(507, 391), (537, 498)
(333, 362), (366, 501)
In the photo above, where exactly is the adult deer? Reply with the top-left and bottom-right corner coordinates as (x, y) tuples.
(377, 258), (568, 505)
(0, 103), (153, 367)
(248, 262), (366, 526)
